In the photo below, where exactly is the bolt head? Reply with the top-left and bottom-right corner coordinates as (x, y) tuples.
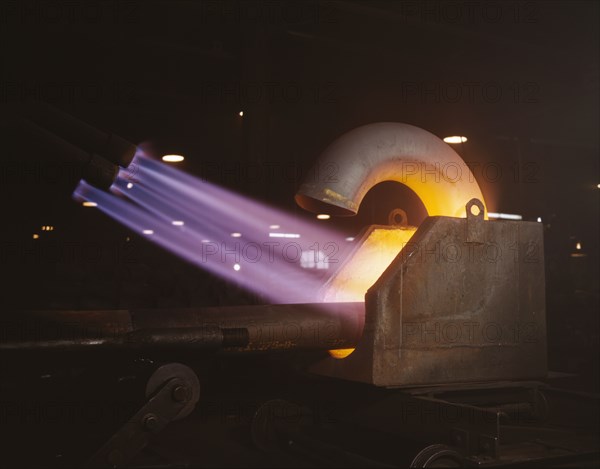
(143, 413), (159, 431)
(172, 385), (190, 402)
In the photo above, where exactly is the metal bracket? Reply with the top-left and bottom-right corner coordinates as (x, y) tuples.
(87, 363), (200, 467)
(465, 198), (485, 244)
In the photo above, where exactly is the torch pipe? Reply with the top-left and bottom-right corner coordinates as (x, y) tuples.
(0, 303), (365, 353)
(16, 117), (119, 189)
(19, 100), (136, 168)
(9, 101), (136, 189)
(0, 327), (246, 352)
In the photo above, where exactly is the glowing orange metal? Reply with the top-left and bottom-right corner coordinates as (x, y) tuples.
(323, 226), (418, 303)
(325, 226), (417, 359)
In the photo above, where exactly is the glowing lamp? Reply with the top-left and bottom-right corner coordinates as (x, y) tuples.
(162, 154), (185, 163)
(443, 136), (468, 144)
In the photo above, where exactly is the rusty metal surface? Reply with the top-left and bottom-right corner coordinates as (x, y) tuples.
(348, 392), (502, 459)
(0, 326), (232, 352)
(1, 302), (365, 353)
(131, 302), (365, 352)
(311, 203), (547, 387)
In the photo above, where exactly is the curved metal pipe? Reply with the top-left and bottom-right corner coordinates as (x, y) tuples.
(295, 122), (486, 218)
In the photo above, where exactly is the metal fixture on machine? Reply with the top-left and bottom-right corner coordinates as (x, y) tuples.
(87, 363), (200, 467)
(311, 198), (547, 386)
(295, 122), (547, 386)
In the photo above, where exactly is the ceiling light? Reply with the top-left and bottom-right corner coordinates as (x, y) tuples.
(487, 212), (523, 221)
(142, 229), (154, 235)
(231, 232), (242, 238)
(269, 233), (300, 238)
(162, 154), (185, 163)
(443, 136), (468, 144)
(172, 221), (184, 226)
(316, 214), (330, 220)
(83, 201), (97, 207)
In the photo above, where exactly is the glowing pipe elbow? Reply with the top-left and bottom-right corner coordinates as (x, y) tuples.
(295, 122), (486, 218)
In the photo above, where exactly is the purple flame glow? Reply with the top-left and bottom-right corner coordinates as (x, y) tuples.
(73, 154), (350, 303)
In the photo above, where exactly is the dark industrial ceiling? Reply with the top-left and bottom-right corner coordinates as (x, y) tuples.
(1, 0), (598, 295)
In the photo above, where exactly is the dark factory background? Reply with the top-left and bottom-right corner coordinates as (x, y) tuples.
(0, 0), (598, 467)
